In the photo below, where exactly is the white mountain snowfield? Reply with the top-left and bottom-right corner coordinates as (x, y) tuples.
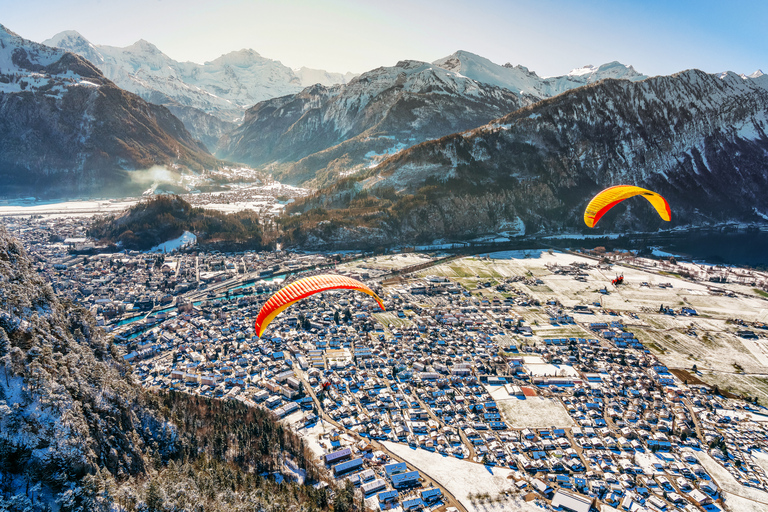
(43, 30), (356, 123)
(431, 50), (648, 99)
(433, 50), (767, 99)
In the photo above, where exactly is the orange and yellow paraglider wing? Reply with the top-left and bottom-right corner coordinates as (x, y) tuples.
(584, 185), (670, 228)
(255, 297), (302, 338)
(641, 192), (671, 222)
(254, 274), (385, 337)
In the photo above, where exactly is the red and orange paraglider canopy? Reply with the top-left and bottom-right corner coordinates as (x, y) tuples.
(584, 185), (671, 228)
(254, 274), (384, 337)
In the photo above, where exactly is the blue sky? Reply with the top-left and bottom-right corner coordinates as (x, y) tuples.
(4, 0), (766, 76)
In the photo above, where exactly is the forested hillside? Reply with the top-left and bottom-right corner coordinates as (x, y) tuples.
(87, 195), (270, 251)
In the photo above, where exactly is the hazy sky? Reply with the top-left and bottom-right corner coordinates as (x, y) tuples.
(4, 0), (766, 77)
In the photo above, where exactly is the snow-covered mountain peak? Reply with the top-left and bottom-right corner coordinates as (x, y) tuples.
(44, 30), (102, 63)
(433, 50), (546, 96)
(43, 31), (353, 127)
(568, 64), (598, 76)
(596, 61), (640, 75)
(568, 61), (643, 80)
(126, 38), (163, 55)
(433, 50), (498, 72)
(502, 63), (535, 75)
(42, 29), (89, 48)
(432, 51), (646, 99)
(743, 69), (768, 91)
(393, 59), (432, 71)
(342, 58), (501, 100)
(209, 48), (268, 67)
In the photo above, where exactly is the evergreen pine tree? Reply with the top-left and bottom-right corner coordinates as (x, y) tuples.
(146, 480), (164, 512)
(0, 328), (9, 357)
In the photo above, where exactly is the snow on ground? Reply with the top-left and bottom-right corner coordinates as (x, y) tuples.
(382, 441), (540, 512)
(297, 419), (335, 459)
(198, 201), (275, 214)
(487, 249), (598, 270)
(720, 492), (768, 512)
(650, 246), (682, 258)
(488, 249), (552, 261)
(496, 396), (574, 429)
(750, 450), (768, 477)
(736, 336), (768, 368)
(342, 253), (434, 272)
(283, 458), (307, 485)
(0, 198), (139, 218)
(684, 448), (768, 506)
(485, 384), (516, 402)
(524, 362), (579, 377)
(148, 231), (196, 253)
(634, 451), (666, 476)
(715, 409), (768, 422)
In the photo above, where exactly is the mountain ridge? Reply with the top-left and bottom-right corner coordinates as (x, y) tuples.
(280, 68), (768, 248)
(216, 58), (536, 187)
(433, 50), (648, 98)
(217, 52), (655, 188)
(44, 30), (357, 146)
(0, 24), (220, 198)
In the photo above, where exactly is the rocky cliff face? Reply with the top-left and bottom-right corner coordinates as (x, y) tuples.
(0, 25), (219, 198)
(286, 69), (768, 248)
(218, 60), (532, 187)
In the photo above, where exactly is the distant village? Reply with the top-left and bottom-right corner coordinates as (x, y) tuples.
(4, 213), (768, 512)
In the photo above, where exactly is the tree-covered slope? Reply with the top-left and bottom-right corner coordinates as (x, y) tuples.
(87, 195), (269, 251)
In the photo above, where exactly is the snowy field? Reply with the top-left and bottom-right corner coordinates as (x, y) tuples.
(752, 450), (768, 474)
(495, 396), (574, 429)
(720, 493), (768, 512)
(296, 419), (336, 459)
(422, 250), (768, 401)
(342, 253), (435, 271)
(372, 311), (414, 328)
(715, 409), (768, 423)
(382, 441), (541, 512)
(199, 201), (284, 214)
(523, 362), (579, 378)
(684, 448), (768, 508)
(0, 198), (139, 218)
